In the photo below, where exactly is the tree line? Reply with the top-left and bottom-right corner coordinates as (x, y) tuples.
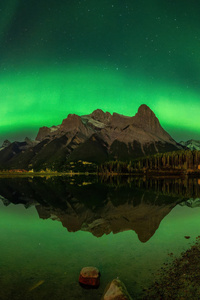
(98, 150), (200, 174)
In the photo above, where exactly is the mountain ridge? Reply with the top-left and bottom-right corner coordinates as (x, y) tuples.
(0, 104), (183, 170)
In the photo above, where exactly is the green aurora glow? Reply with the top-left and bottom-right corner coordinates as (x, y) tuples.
(1, 0), (200, 142)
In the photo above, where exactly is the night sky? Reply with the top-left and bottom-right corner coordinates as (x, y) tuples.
(1, 0), (200, 143)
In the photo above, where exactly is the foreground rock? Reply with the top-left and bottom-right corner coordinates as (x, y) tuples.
(102, 279), (133, 300)
(79, 266), (100, 288)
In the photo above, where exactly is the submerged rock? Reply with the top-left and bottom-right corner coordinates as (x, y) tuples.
(79, 266), (100, 288)
(102, 279), (132, 300)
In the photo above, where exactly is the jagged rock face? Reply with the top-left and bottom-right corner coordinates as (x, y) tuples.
(133, 104), (159, 131)
(132, 104), (173, 142)
(90, 109), (111, 124)
(0, 104), (183, 169)
(110, 112), (133, 129)
(60, 114), (85, 132)
(36, 126), (51, 141)
(36, 125), (61, 141)
(35, 105), (177, 147)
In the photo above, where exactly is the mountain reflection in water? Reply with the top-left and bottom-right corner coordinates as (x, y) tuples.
(0, 176), (200, 243)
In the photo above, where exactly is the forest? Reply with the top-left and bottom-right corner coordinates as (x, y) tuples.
(98, 150), (200, 174)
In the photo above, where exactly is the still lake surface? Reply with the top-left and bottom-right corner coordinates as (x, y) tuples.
(0, 176), (200, 299)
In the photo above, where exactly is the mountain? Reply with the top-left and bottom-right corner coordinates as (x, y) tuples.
(0, 104), (183, 170)
(179, 140), (200, 150)
(0, 140), (11, 151)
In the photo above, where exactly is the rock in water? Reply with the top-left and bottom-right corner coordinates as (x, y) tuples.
(79, 266), (100, 288)
(102, 279), (132, 300)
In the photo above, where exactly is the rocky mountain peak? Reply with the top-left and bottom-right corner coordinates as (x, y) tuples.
(0, 140), (11, 152)
(138, 104), (153, 113)
(91, 109), (111, 124)
(36, 126), (51, 141)
(60, 114), (82, 131)
(91, 109), (104, 118)
(60, 113), (89, 136)
(1, 104), (182, 170)
(2, 140), (11, 148)
(134, 104), (157, 123)
(110, 112), (132, 128)
(132, 104), (171, 140)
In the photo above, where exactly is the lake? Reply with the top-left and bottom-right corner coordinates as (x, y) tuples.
(0, 176), (200, 299)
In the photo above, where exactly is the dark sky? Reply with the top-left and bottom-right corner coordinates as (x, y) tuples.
(1, 0), (200, 143)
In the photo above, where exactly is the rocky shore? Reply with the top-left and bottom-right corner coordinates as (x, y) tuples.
(143, 236), (200, 299)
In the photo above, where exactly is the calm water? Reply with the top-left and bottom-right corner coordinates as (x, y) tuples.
(0, 176), (200, 299)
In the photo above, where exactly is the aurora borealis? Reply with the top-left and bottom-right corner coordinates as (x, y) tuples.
(1, 0), (200, 143)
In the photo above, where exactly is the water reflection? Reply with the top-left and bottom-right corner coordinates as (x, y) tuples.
(0, 176), (200, 243)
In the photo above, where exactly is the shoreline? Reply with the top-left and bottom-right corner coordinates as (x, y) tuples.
(0, 169), (200, 178)
(143, 237), (200, 299)
(0, 171), (97, 178)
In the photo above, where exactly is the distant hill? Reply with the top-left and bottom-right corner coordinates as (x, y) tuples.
(0, 104), (183, 170)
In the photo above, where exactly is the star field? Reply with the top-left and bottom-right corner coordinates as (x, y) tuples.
(0, 0), (200, 143)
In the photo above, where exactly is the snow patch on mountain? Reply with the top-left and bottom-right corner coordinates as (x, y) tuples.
(179, 140), (200, 150)
(180, 198), (200, 208)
